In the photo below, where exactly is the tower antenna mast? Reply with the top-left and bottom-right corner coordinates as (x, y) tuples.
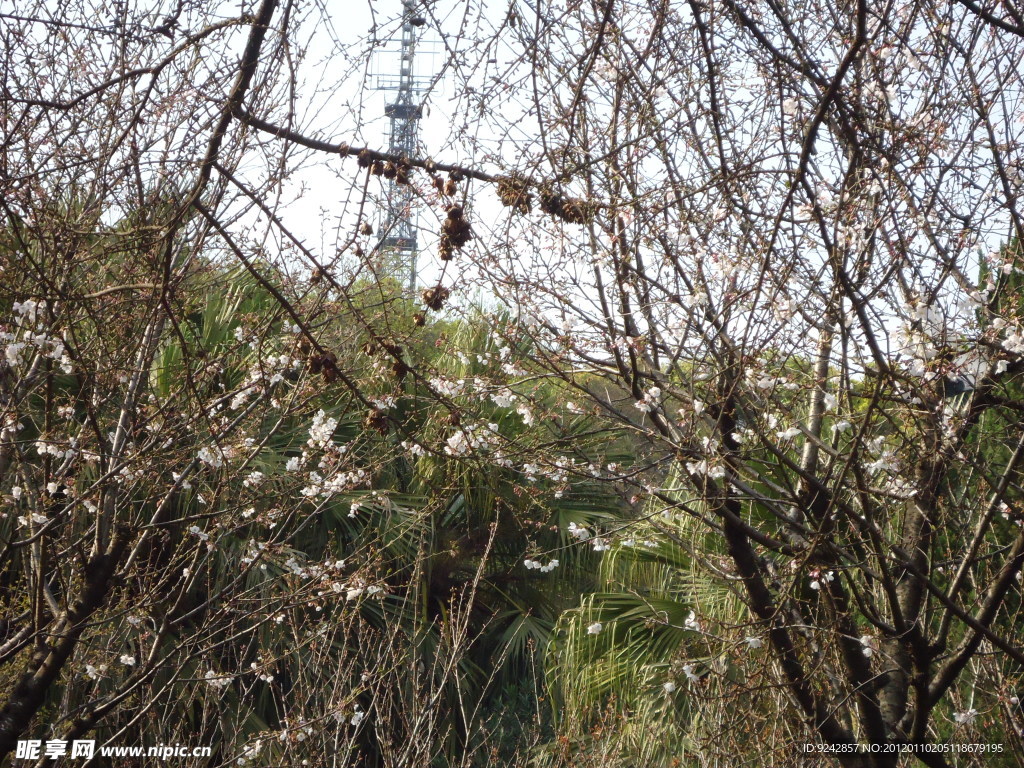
(378, 0), (427, 294)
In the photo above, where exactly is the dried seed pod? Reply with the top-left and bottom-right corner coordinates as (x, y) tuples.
(561, 200), (582, 224)
(395, 164), (411, 185)
(539, 188), (564, 217)
(365, 408), (389, 433)
(357, 149), (372, 168)
(559, 198), (593, 225)
(310, 351), (340, 383)
(443, 179), (457, 196)
(321, 358), (340, 383)
(391, 358), (410, 380)
(360, 221), (374, 236)
(539, 188), (592, 224)
(432, 175), (445, 193)
(497, 176), (533, 214)
(439, 236), (454, 261)
(382, 161), (397, 179)
(422, 284), (450, 311)
(371, 160), (385, 176)
(448, 169), (465, 182)
(413, 312), (426, 327)
(455, 219), (472, 246)
(439, 205), (473, 258)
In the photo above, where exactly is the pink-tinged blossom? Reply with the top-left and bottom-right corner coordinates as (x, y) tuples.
(809, 569), (835, 590)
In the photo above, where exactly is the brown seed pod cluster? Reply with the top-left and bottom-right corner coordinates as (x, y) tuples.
(357, 149), (373, 168)
(431, 174), (460, 196)
(364, 408), (389, 433)
(363, 339), (404, 359)
(391, 357), (410, 381)
(497, 176), (533, 214)
(445, 169), (464, 197)
(539, 188), (593, 225)
(413, 312), (426, 327)
(439, 205), (472, 261)
(395, 162), (411, 185)
(421, 284), (450, 311)
(309, 350), (340, 383)
(371, 160), (386, 176)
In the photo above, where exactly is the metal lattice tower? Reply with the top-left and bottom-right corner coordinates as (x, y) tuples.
(377, 0), (427, 294)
